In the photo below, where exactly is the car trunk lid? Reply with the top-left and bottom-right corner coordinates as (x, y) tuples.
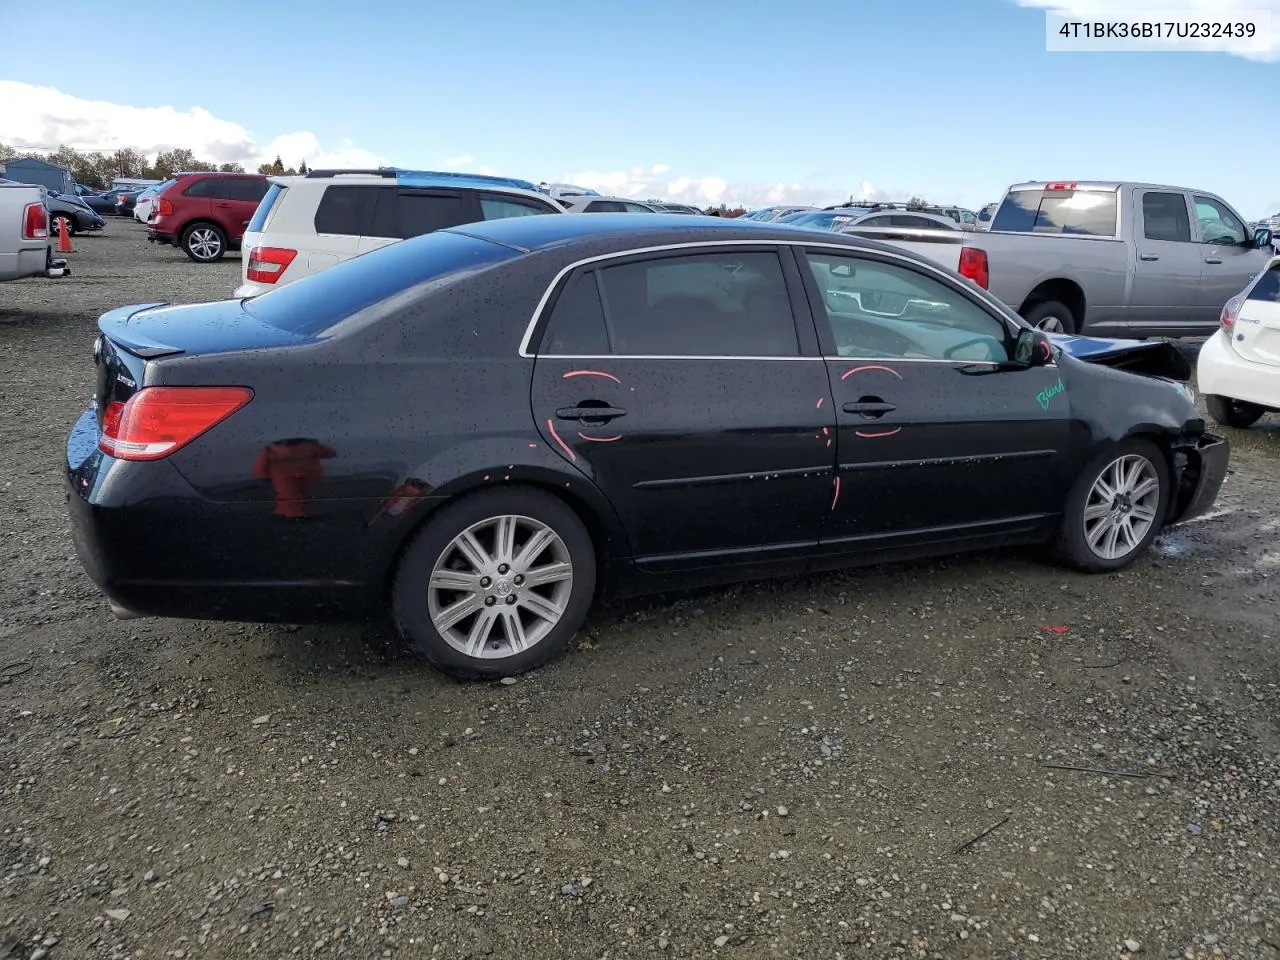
(1231, 260), (1280, 367)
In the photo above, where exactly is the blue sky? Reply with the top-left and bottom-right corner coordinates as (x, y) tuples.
(0, 0), (1276, 214)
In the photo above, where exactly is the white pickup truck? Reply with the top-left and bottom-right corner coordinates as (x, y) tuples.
(0, 180), (70, 283)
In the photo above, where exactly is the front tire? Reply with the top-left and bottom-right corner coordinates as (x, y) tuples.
(1205, 394), (1265, 428)
(52, 216), (76, 237)
(181, 222), (227, 262)
(391, 487), (596, 679)
(1023, 300), (1077, 335)
(1054, 438), (1169, 572)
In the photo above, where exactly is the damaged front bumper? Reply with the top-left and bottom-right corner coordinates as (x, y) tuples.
(1168, 425), (1229, 524)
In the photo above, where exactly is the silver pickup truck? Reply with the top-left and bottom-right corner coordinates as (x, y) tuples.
(961, 181), (1272, 337)
(0, 180), (70, 284)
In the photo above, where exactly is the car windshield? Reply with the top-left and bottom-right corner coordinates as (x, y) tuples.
(242, 228), (521, 336)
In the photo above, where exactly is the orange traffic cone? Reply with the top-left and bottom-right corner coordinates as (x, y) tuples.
(56, 217), (72, 254)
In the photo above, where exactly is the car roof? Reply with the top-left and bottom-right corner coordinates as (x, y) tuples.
(443, 212), (909, 256)
(563, 195), (654, 205)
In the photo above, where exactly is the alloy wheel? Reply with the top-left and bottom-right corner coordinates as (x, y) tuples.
(1082, 454), (1161, 560)
(1035, 315), (1066, 333)
(187, 228), (223, 261)
(427, 514), (574, 659)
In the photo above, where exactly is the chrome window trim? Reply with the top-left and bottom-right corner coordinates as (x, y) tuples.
(517, 238), (1023, 359)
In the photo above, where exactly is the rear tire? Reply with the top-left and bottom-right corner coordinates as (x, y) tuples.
(1053, 438), (1169, 573)
(181, 222), (227, 262)
(1205, 394), (1265, 428)
(391, 487), (596, 679)
(1023, 300), (1077, 335)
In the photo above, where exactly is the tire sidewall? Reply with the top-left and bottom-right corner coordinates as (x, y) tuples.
(182, 223), (226, 262)
(392, 487), (596, 678)
(1057, 437), (1170, 572)
(1024, 300), (1077, 336)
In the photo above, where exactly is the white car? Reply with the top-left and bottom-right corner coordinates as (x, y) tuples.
(1196, 254), (1280, 427)
(234, 168), (563, 297)
(558, 195), (659, 213)
(133, 179), (176, 223)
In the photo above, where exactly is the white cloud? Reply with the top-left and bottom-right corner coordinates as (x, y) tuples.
(0, 80), (387, 170)
(1011, 0), (1280, 61)
(0, 81), (946, 211)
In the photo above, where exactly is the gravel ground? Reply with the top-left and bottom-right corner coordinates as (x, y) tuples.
(2, 221), (1279, 960)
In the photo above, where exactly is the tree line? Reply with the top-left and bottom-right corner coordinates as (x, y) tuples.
(0, 142), (312, 188)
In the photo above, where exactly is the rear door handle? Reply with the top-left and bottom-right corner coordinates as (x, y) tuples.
(1139, 254), (1159, 261)
(215, 202), (232, 208)
(1204, 257), (1223, 264)
(843, 400), (896, 416)
(556, 405), (626, 421)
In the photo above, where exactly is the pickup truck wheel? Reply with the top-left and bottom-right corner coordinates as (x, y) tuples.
(1205, 395), (1265, 428)
(1024, 301), (1076, 335)
(1053, 438), (1169, 573)
(181, 223), (227, 262)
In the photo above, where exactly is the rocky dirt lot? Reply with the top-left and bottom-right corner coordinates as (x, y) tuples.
(1, 222), (1279, 960)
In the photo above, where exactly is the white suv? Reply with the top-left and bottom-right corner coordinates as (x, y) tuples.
(234, 168), (564, 297)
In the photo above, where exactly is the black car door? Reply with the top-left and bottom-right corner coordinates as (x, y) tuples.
(794, 245), (1075, 552)
(529, 245), (838, 573)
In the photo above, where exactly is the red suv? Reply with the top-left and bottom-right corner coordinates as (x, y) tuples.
(147, 172), (270, 263)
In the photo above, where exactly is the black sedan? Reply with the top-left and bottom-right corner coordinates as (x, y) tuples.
(66, 215), (1228, 678)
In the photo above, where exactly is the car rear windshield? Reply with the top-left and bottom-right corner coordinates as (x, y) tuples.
(990, 188), (1118, 237)
(241, 229), (520, 336)
(247, 183), (286, 233)
(1247, 262), (1280, 302)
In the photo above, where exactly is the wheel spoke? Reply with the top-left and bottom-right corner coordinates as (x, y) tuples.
(1085, 518), (1109, 548)
(429, 568), (481, 592)
(464, 607), (501, 656)
(1092, 477), (1116, 501)
(1083, 501), (1111, 522)
(518, 590), (564, 625)
(1122, 457), (1145, 493)
(513, 527), (556, 570)
(1117, 517), (1138, 551)
(454, 530), (491, 572)
(493, 516), (518, 566)
(1131, 504), (1157, 524)
(500, 608), (528, 652)
(1102, 521), (1123, 558)
(434, 592), (484, 632)
(1131, 477), (1159, 501)
(522, 561), (572, 589)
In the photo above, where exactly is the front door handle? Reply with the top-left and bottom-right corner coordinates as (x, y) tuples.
(843, 400), (896, 417)
(1204, 257), (1223, 264)
(215, 202), (232, 208)
(556, 405), (626, 422)
(1139, 254), (1159, 261)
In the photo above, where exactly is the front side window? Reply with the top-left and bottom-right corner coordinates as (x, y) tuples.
(803, 251), (1009, 363)
(1194, 196), (1247, 245)
(596, 251), (799, 356)
(480, 195), (554, 220)
(1142, 192), (1192, 242)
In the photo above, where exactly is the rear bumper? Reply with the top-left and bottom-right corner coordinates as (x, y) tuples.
(0, 246), (53, 282)
(1196, 330), (1280, 411)
(233, 280), (272, 298)
(65, 406), (385, 623)
(1168, 430), (1230, 524)
(146, 230), (176, 245)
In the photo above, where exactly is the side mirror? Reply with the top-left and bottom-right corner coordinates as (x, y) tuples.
(1013, 327), (1053, 367)
(1254, 227), (1272, 249)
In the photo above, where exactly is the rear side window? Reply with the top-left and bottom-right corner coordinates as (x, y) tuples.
(314, 185), (376, 235)
(584, 200), (624, 213)
(479, 195), (554, 220)
(1141, 192), (1192, 242)
(248, 183), (286, 232)
(1246, 263), (1280, 303)
(369, 189), (474, 239)
(538, 272), (610, 354)
(182, 177), (221, 198)
(596, 251), (799, 357)
(243, 229), (518, 336)
(991, 189), (1118, 237)
(224, 178), (269, 202)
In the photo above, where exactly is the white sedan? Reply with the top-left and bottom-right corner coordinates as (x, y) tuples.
(1196, 254), (1280, 428)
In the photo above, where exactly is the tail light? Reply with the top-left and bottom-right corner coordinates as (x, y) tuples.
(22, 203), (48, 240)
(958, 247), (989, 289)
(1220, 295), (1242, 332)
(245, 247), (298, 284)
(154, 198), (173, 217)
(99, 386), (253, 461)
